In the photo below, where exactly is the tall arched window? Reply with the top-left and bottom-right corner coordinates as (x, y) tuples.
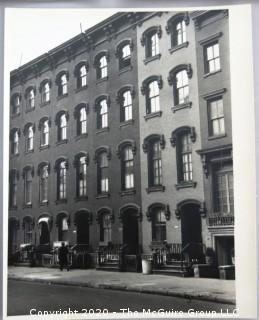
(24, 124), (34, 152)
(27, 88), (35, 110)
(100, 212), (112, 243)
(57, 160), (67, 200)
(79, 107), (87, 134)
(56, 72), (68, 96)
(42, 82), (50, 103)
(97, 152), (109, 194)
(97, 98), (108, 129)
(11, 94), (21, 115)
(122, 90), (132, 122)
(97, 55), (107, 79)
(23, 217), (33, 243)
(23, 167), (33, 206)
(175, 70), (189, 105)
(77, 156), (87, 197)
(9, 170), (18, 208)
(57, 215), (69, 241)
(57, 113), (67, 142)
(78, 65), (87, 88)
(148, 81), (160, 113)
(122, 147), (134, 190)
(10, 129), (19, 155)
(39, 165), (49, 204)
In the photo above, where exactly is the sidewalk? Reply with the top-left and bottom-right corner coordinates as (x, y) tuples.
(8, 266), (236, 305)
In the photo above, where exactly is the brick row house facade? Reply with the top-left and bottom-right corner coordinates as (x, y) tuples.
(8, 10), (234, 276)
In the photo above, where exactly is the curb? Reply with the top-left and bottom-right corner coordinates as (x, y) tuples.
(8, 275), (236, 305)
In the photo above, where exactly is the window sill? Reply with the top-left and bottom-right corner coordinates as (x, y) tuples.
(56, 139), (68, 146)
(119, 119), (134, 128)
(57, 93), (68, 100)
(75, 85), (88, 93)
(40, 101), (50, 108)
(55, 199), (67, 204)
(120, 189), (136, 196)
(39, 144), (50, 151)
(171, 102), (192, 113)
(96, 127), (109, 135)
(96, 76), (108, 84)
(146, 185), (165, 193)
(175, 181), (197, 190)
(203, 69), (221, 78)
(208, 134), (226, 140)
(23, 204), (32, 209)
(169, 41), (189, 54)
(9, 205), (18, 210)
(143, 54), (161, 65)
(25, 149), (34, 155)
(118, 65), (133, 75)
(144, 111), (162, 121)
(96, 193), (110, 199)
(40, 201), (49, 206)
(75, 196), (88, 202)
(11, 112), (21, 119)
(75, 133), (88, 141)
(25, 107), (35, 113)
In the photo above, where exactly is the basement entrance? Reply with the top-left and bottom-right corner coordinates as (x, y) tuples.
(123, 209), (139, 254)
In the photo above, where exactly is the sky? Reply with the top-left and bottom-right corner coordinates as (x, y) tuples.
(5, 9), (118, 71)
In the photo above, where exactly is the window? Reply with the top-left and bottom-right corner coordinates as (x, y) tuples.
(10, 129), (19, 155)
(76, 64), (88, 89)
(24, 168), (33, 205)
(97, 99), (108, 129)
(121, 147), (134, 190)
(11, 94), (21, 115)
(39, 165), (49, 203)
(100, 213), (112, 243)
(77, 156), (87, 197)
(141, 26), (161, 60)
(57, 161), (67, 200)
(151, 208), (166, 242)
(26, 88), (35, 110)
(96, 55), (108, 79)
(166, 14), (189, 50)
(57, 73), (68, 96)
(23, 218), (33, 243)
(150, 141), (163, 186)
(175, 19), (186, 46)
(119, 44), (131, 69)
(42, 82), (50, 103)
(120, 90), (133, 122)
(41, 120), (49, 147)
(25, 125), (34, 152)
(147, 81), (160, 113)
(208, 97), (225, 136)
(78, 106), (87, 135)
(9, 170), (18, 208)
(205, 42), (220, 73)
(57, 113), (67, 142)
(58, 216), (69, 241)
(97, 153), (109, 194)
(214, 169), (234, 214)
(175, 70), (189, 105)
(178, 133), (192, 182)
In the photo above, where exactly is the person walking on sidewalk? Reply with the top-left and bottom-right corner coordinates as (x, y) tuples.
(58, 242), (70, 271)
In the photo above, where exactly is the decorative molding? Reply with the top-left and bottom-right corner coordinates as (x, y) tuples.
(93, 146), (111, 163)
(201, 88), (227, 100)
(116, 140), (137, 158)
(142, 134), (165, 153)
(168, 64), (192, 86)
(140, 25), (162, 46)
(141, 75), (163, 96)
(166, 12), (190, 34)
(199, 32), (223, 46)
(146, 203), (170, 222)
(118, 204), (142, 222)
(170, 126), (196, 147)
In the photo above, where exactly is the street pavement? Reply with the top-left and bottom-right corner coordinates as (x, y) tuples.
(8, 279), (236, 316)
(8, 266), (236, 305)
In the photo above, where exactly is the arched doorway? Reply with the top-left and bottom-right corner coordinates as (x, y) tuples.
(56, 212), (69, 242)
(74, 211), (90, 245)
(38, 216), (51, 245)
(177, 200), (204, 262)
(121, 205), (140, 254)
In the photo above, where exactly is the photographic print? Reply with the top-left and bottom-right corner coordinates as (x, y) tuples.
(4, 4), (256, 319)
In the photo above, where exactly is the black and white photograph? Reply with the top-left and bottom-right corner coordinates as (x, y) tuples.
(2, 2), (257, 319)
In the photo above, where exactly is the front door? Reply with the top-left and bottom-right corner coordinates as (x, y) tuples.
(39, 222), (50, 244)
(77, 214), (89, 244)
(123, 211), (139, 254)
(215, 236), (234, 266)
(181, 204), (202, 260)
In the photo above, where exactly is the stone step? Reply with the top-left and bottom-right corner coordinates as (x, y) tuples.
(152, 268), (192, 277)
(96, 265), (120, 272)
